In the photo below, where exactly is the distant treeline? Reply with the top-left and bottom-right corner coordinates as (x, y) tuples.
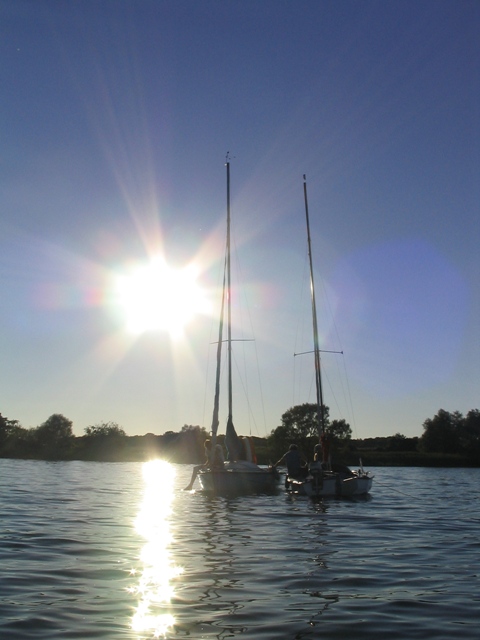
(268, 405), (480, 468)
(0, 415), (211, 463)
(1, 407), (479, 466)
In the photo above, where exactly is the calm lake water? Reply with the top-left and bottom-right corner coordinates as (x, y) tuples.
(1, 460), (479, 639)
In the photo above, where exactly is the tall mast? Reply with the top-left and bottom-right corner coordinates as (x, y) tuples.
(303, 175), (325, 439)
(226, 159), (233, 424)
(210, 255), (226, 448)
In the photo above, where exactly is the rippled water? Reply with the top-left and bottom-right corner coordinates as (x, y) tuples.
(1, 460), (479, 639)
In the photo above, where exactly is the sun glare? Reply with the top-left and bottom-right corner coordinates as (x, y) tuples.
(115, 258), (210, 338)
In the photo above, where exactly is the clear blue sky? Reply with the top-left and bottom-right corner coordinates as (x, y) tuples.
(1, 0), (478, 439)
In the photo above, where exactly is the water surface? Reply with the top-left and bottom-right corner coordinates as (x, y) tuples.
(1, 460), (478, 639)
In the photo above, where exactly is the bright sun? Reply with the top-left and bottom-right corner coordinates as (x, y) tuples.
(115, 258), (210, 338)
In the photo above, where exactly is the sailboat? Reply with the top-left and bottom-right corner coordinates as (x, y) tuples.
(287, 176), (373, 498)
(198, 159), (279, 495)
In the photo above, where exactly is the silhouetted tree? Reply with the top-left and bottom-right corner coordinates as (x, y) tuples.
(387, 433), (406, 452)
(419, 409), (462, 454)
(0, 414), (33, 457)
(278, 403), (331, 441)
(33, 414), (74, 459)
(386, 433), (419, 452)
(328, 418), (353, 454)
(457, 409), (480, 460)
(178, 424), (209, 463)
(84, 422), (126, 438)
(0, 414), (19, 448)
(80, 422), (127, 460)
(267, 403), (352, 461)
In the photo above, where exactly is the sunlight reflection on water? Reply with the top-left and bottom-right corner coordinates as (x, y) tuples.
(130, 461), (182, 638)
(1, 463), (480, 639)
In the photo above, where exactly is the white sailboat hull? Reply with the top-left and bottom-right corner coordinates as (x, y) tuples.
(288, 469), (374, 498)
(199, 461), (280, 495)
(289, 473), (338, 497)
(340, 474), (373, 496)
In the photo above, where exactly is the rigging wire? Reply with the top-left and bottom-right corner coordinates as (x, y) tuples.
(293, 214), (362, 438)
(373, 480), (419, 500)
(203, 187), (267, 439)
(315, 259), (360, 436)
(290, 274), (364, 447)
(231, 229), (268, 437)
(292, 247), (310, 408)
(201, 231), (228, 434)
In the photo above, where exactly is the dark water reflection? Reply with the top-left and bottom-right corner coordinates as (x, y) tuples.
(1, 460), (479, 639)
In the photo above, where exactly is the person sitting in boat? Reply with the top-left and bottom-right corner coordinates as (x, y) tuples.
(310, 442), (328, 472)
(183, 439), (225, 490)
(311, 441), (355, 477)
(312, 434), (330, 468)
(212, 443), (225, 467)
(274, 444), (309, 483)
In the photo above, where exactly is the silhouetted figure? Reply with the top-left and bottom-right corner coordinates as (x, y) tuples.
(274, 444), (308, 488)
(183, 439), (225, 490)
